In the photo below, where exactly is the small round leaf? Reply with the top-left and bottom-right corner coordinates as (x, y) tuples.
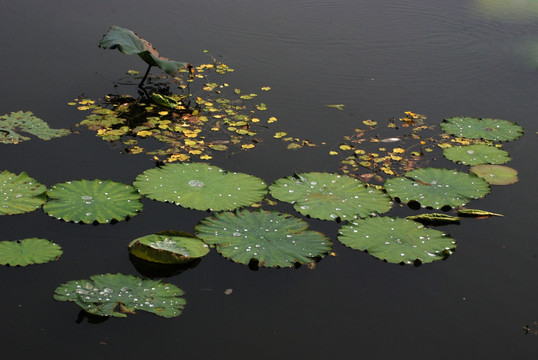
(443, 144), (511, 165)
(0, 238), (62, 266)
(0, 170), (46, 215)
(129, 233), (209, 264)
(469, 165), (518, 185)
(440, 117), (524, 141)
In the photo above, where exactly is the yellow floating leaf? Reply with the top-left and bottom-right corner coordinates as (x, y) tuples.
(77, 106), (90, 111)
(129, 146), (144, 154)
(378, 147), (386, 152)
(261, 86), (271, 91)
(390, 155), (403, 161)
(268, 117), (278, 123)
(251, 118), (260, 123)
(137, 130), (153, 137)
(184, 139), (197, 146)
(274, 132), (287, 139)
(329, 151), (339, 155)
(200, 154), (212, 160)
(158, 111), (169, 116)
(242, 144), (255, 149)
(363, 119), (377, 126)
(339, 145), (353, 151)
(424, 148), (433, 152)
(392, 147), (405, 153)
(287, 143), (302, 150)
(437, 143), (452, 149)
(354, 149), (366, 155)
(168, 153), (190, 162)
(189, 149), (202, 155)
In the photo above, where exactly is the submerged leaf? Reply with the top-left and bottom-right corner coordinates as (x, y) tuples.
(0, 238), (62, 266)
(338, 217), (456, 264)
(43, 179), (142, 224)
(53, 273), (186, 318)
(134, 163), (267, 211)
(129, 233), (209, 264)
(384, 167), (490, 209)
(440, 117), (524, 141)
(195, 209), (332, 268)
(0, 170), (47, 215)
(469, 164), (518, 185)
(443, 144), (511, 165)
(0, 111), (70, 144)
(269, 172), (392, 221)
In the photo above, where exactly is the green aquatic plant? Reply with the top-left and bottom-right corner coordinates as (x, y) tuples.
(195, 209), (332, 268)
(443, 144), (511, 165)
(269, 172), (392, 221)
(405, 213), (461, 225)
(0, 238), (62, 266)
(99, 26), (190, 85)
(0, 111), (70, 144)
(53, 273), (186, 318)
(129, 232), (210, 264)
(457, 208), (503, 217)
(440, 117), (524, 142)
(134, 162), (267, 211)
(384, 167), (491, 209)
(338, 216), (456, 265)
(43, 179), (142, 224)
(470, 164), (518, 185)
(0, 170), (47, 215)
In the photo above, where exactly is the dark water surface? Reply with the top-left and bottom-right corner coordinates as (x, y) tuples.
(1, 0), (537, 358)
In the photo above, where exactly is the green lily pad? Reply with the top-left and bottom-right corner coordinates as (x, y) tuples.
(99, 26), (189, 75)
(0, 238), (62, 266)
(0, 170), (47, 215)
(443, 144), (511, 165)
(43, 179), (142, 224)
(0, 111), (71, 144)
(469, 165), (519, 185)
(338, 217), (456, 265)
(53, 273), (185, 318)
(129, 232), (210, 264)
(406, 213), (461, 225)
(384, 167), (491, 209)
(195, 209), (332, 268)
(134, 163), (267, 211)
(269, 172), (392, 221)
(440, 117), (524, 141)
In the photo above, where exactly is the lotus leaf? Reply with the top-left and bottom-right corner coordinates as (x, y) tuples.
(470, 164), (518, 185)
(0, 170), (47, 215)
(53, 273), (185, 318)
(440, 117), (524, 141)
(384, 168), (490, 209)
(0, 238), (62, 266)
(0, 111), (70, 144)
(195, 209), (332, 268)
(406, 213), (461, 225)
(129, 233), (209, 264)
(457, 208), (503, 217)
(134, 163), (267, 211)
(99, 26), (189, 75)
(269, 172), (392, 221)
(338, 217), (456, 264)
(43, 179), (142, 224)
(443, 144), (511, 165)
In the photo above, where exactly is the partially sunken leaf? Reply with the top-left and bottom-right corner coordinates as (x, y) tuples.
(406, 213), (461, 225)
(384, 168), (490, 209)
(99, 26), (189, 75)
(440, 117), (524, 141)
(53, 273), (185, 318)
(443, 144), (511, 165)
(129, 233), (209, 264)
(470, 164), (518, 185)
(0, 111), (70, 144)
(195, 209), (332, 268)
(269, 172), (392, 221)
(134, 163), (267, 211)
(43, 179), (142, 224)
(0, 238), (62, 266)
(457, 208), (503, 217)
(338, 217), (456, 265)
(0, 170), (46, 215)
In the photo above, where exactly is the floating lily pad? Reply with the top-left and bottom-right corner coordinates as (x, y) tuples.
(470, 165), (519, 185)
(195, 209), (332, 268)
(129, 232), (209, 264)
(43, 179), (142, 224)
(0, 111), (71, 144)
(384, 168), (490, 209)
(0, 170), (47, 215)
(269, 172), (392, 221)
(440, 117), (524, 141)
(53, 273), (185, 318)
(406, 213), (461, 225)
(0, 238), (62, 266)
(338, 217), (456, 264)
(443, 144), (511, 165)
(134, 163), (267, 211)
(457, 208), (503, 217)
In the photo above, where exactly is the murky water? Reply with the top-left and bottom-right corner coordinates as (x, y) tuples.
(0, 0), (537, 358)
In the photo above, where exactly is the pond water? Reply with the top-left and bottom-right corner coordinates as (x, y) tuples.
(1, 0), (537, 358)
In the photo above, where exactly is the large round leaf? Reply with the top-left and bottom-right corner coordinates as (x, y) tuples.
(269, 172), (392, 221)
(134, 163), (267, 211)
(43, 179), (142, 224)
(195, 209), (332, 268)
(53, 273), (186, 318)
(338, 217), (456, 264)
(384, 168), (490, 209)
(0, 238), (62, 266)
(440, 117), (524, 141)
(443, 144), (510, 165)
(470, 165), (518, 185)
(129, 232), (210, 264)
(0, 170), (46, 215)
